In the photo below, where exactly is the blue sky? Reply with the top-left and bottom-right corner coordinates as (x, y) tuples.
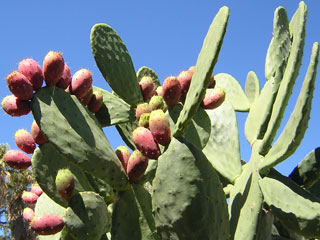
(0, 1), (319, 177)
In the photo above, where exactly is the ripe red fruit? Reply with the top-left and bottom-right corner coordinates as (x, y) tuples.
(2, 95), (31, 117)
(56, 63), (71, 89)
(23, 207), (35, 222)
(18, 58), (44, 91)
(149, 109), (171, 146)
(14, 129), (36, 154)
(162, 76), (181, 108)
(30, 183), (43, 197)
(135, 103), (151, 121)
(43, 51), (65, 86)
(139, 76), (156, 100)
(30, 214), (64, 235)
(4, 149), (31, 169)
(70, 69), (93, 98)
(201, 88), (225, 109)
(127, 150), (149, 183)
(6, 71), (33, 100)
(115, 146), (131, 172)
(22, 191), (39, 204)
(177, 70), (193, 102)
(31, 120), (48, 145)
(88, 91), (103, 113)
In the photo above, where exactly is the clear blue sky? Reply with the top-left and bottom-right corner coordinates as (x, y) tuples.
(0, 1), (319, 177)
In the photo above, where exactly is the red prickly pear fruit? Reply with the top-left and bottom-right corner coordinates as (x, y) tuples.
(149, 109), (171, 146)
(43, 51), (65, 87)
(78, 87), (93, 106)
(162, 76), (181, 108)
(177, 70), (193, 102)
(1, 95), (31, 117)
(22, 191), (38, 204)
(6, 71), (33, 100)
(201, 88), (225, 109)
(30, 214), (64, 235)
(132, 127), (161, 160)
(156, 86), (163, 97)
(139, 76), (156, 100)
(88, 91), (104, 113)
(30, 183), (43, 197)
(138, 113), (150, 128)
(14, 129), (36, 154)
(55, 169), (75, 202)
(56, 63), (71, 89)
(188, 65), (215, 88)
(135, 103), (151, 121)
(4, 149), (31, 169)
(127, 150), (149, 183)
(23, 207), (35, 222)
(149, 96), (167, 112)
(31, 120), (48, 145)
(18, 58), (44, 91)
(70, 69), (93, 98)
(115, 146), (131, 172)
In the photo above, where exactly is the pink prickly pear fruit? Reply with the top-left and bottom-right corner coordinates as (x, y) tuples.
(43, 51), (65, 87)
(149, 109), (171, 146)
(70, 69), (93, 98)
(31, 120), (48, 145)
(55, 169), (75, 202)
(139, 76), (156, 100)
(132, 127), (161, 160)
(162, 76), (181, 108)
(4, 149), (31, 170)
(1, 95), (31, 117)
(127, 150), (149, 183)
(23, 207), (35, 222)
(138, 113), (150, 128)
(149, 95), (167, 112)
(22, 191), (38, 204)
(30, 183), (43, 197)
(56, 63), (71, 89)
(188, 65), (215, 88)
(177, 70), (193, 102)
(78, 87), (93, 106)
(135, 103), (151, 121)
(14, 129), (36, 154)
(115, 146), (131, 172)
(201, 87), (225, 109)
(30, 214), (64, 235)
(88, 91), (104, 113)
(6, 71), (33, 100)
(18, 58), (44, 91)
(156, 86), (163, 97)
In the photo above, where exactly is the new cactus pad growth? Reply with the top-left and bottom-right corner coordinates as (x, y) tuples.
(2, 2), (320, 239)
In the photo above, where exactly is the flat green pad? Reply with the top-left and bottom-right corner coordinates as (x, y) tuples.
(31, 87), (129, 191)
(168, 103), (211, 150)
(152, 138), (229, 240)
(111, 185), (159, 240)
(173, 6), (229, 137)
(136, 160), (158, 185)
(32, 143), (95, 207)
(91, 24), (143, 105)
(116, 121), (138, 151)
(203, 100), (242, 183)
(137, 66), (161, 87)
(259, 172), (320, 238)
(93, 86), (135, 127)
(64, 191), (110, 240)
(245, 71), (260, 104)
(214, 73), (250, 112)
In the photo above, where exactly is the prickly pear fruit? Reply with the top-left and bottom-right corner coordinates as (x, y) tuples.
(31, 120), (48, 145)
(30, 183), (43, 197)
(127, 150), (149, 183)
(6, 71), (33, 100)
(138, 113), (150, 128)
(177, 70), (192, 102)
(1, 95), (31, 117)
(156, 86), (163, 97)
(22, 191), (39, 204)
(56, 63), (71, 89)
(79, 87), (93, 106)
(88, 90), (103, 113)
(135, 103), (151, 121)
(30, 214), (64, 235)
(188, 65), (215, 88)
(43, 51), (65, 87)
(162, 76), (181, 108)
(4, 149), (31, 169)
(201, 87), (225, 109)
(132, 127), (161, 160)
(70, 69), (93, 98)
(149, 95), (167, 112)
(23, 207), (35, 222)
(55, 169), (75, 202)
(139, 76), (156, 100)
(115, 146), (131, 172)
(14, 129), (36, 154)
(18, 58), (43, 91)
(149, 109), (171, 146)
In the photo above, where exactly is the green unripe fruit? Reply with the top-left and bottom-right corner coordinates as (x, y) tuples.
(149, 95), (168, 112)
(55, 169), (75, 202)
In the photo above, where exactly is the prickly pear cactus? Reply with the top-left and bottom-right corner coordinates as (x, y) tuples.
(2, 2), (320, 240)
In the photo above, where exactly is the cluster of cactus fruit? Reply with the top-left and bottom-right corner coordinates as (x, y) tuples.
(2, 1), (320, 239)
